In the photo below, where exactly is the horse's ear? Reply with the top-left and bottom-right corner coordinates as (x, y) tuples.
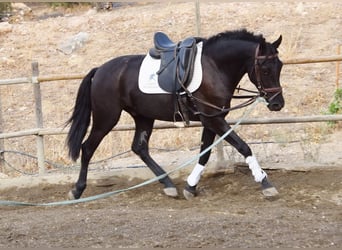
(272, 35), (282, 49)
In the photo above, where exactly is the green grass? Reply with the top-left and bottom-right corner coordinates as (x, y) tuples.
(328, 88), (342, 114)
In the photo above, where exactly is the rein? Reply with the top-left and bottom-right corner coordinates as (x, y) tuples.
(234, 86), (259, 98)
(182, 91), (259, 118)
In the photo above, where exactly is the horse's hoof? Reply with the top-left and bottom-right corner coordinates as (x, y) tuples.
(163, 187), (178, 197)
(67, 190), (76, 200)
(183, 189), (196, 200)
(262, 187), (279, 198)
(183, 184), (197, 200)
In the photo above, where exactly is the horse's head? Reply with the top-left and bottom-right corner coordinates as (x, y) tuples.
(248, 36), (285, 111)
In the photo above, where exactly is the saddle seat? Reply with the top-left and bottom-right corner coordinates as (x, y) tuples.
(148, 31), (197, 93)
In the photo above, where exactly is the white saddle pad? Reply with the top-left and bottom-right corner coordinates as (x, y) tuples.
(138, 42), (203, 94)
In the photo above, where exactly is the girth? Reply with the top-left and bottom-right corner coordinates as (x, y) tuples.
(149, 32), (197, 93)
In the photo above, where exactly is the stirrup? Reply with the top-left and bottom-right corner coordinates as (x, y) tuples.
(173, 111), (186, 128)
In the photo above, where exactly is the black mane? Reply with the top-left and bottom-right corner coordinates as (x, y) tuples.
(204, 29), (266, 46)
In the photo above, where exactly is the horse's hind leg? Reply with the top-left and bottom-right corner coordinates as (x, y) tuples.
(68, 128), (111, 199)
(131, 116), (178, 197)
(184, 127), (215, 199)
(69, 115), (121, 200)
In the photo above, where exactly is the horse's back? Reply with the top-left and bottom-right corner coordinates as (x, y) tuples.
(91, 54), (144, 94)
(94, 54), (144, 82)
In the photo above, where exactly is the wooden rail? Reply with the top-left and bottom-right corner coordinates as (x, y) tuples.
(283, 55), (342, 65)
(1, 114), (342, 140)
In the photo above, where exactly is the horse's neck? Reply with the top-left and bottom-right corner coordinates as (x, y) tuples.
(219, 42), (255, 84)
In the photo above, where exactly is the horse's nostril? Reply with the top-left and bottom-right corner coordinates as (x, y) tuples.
(269, 102), (283, 111)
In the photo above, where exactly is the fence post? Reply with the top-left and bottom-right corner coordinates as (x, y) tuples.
(32, 61), (45, 175)
(0, 88), (4, 172)
(216, 138), (225, 162)
(336, 45), (341, 89)
(195, 1), (201, 36)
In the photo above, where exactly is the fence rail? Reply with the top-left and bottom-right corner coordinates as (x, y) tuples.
(0, 77), (31, 86)
(1, 55), (341, 86)
(283, 55), (342, 64)
(1, 53), (342, 174)
(1, 114), (342, 140)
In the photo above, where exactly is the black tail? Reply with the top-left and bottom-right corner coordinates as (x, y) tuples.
(66, 67), (98, 161)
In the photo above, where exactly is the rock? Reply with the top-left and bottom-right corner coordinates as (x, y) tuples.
(0, 173), (9, 179)
(0, 22), (12, 34)
(57, 32), (89, 55)
(295, 2), (308, 16)
(11, 2), (32, 16)
(85, 8), (98, 16)
(11, 3), (31, 12)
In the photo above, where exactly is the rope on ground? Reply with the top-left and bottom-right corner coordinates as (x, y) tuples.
(0, 97), (267, 207)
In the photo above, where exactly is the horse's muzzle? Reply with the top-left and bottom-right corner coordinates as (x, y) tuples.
(267, 101), (284, 111)
(265, 90), (284, 111)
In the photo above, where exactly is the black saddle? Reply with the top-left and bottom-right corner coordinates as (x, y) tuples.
(149, 32), (197, 93)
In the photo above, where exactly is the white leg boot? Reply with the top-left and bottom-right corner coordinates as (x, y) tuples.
(245, 155), (267, 182)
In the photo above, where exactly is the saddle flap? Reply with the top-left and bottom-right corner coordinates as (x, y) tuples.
(178, 38), (197, 67)
(178, 41), (197, 84)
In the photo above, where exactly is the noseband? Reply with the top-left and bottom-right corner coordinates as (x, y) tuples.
(254, 44), (282, 101)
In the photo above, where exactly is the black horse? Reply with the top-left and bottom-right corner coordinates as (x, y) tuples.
(66, 29), (284, 200)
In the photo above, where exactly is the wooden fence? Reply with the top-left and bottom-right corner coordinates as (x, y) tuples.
(1, 55), (342, 174)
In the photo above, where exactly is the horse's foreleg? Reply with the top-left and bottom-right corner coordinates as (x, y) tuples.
(192, 118), (278, 198)
(246, 155), (279, 197)
(132, 117), (178, 197)
(183, 128), (216, 200)
(223, 127), (279, 197)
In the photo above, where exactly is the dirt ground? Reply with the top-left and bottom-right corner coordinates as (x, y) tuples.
(0, 167), (341, 248)
(0, 2), (341, 248)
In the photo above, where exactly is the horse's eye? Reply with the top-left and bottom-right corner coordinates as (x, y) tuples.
(262, 69), (270, 76)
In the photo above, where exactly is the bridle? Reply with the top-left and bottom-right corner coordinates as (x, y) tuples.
(253, 44), (282, 102)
